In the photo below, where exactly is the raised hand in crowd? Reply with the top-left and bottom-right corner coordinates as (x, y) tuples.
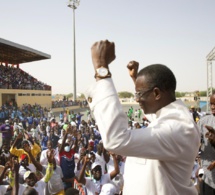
(205, 125), (215, 148)
(77, 155), (91, 184)
(207, 161), (215, 171)
(47, 149), (55, 164)
(0, 160), (12, 184)
(23, 131), (33, 143)
(12, 158), (20, 195)
(108, 152), (120, 180)
(10, 133), (23, 149)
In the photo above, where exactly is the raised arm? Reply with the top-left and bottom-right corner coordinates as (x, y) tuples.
(91, 40), (115, 81)
(42, 150), (54, 183)
(12, 159), (19, 195)
(10, 133), (23, 149)
(109, 152), (120, 180)
(77, 156), (90, 185)
(10, 133), (24, 158)
(0, 161), (11, 184)
(71, 129), (78, 151)
(59, 126), (69, 153)
(24, 131), (34, 145)
(127, 61), (139, 85)
(23, 144), (43, 172)
(102, 146), (110, 164)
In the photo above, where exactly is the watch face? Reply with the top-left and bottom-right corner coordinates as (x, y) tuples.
(98, 67), (108, 77)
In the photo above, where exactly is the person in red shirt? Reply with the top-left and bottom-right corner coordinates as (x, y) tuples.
(59, 126), (77, 190)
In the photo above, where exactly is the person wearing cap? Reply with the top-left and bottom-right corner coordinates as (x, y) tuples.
(0, 119), (13, 144)
(23, 141), (65, 195)
(100, 183), (116, 195)
(78, 152), (119, 195)
(19, 154), (36, 184)
(89, 134), (100, 153)
(12, 150), (54, 195)
(88, 140), (95, 152)
(94, 142), (109, 175)
(85, 40), (200, 195)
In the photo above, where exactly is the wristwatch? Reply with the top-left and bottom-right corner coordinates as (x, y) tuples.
(95, 66), (111, 78)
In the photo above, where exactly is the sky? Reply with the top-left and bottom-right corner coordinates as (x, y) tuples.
(1, 0), (215, 95)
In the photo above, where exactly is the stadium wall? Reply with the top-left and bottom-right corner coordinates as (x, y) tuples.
(0, 89), (51, 108)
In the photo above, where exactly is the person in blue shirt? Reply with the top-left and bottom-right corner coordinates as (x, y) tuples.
(76, 112), (84, 128)
(0, 109), (4, 123)
(59, 112), (63, 121)
(27, 115), (33, 125)
(41, 131), (49, 151)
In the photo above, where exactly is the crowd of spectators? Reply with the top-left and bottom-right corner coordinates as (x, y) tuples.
(0, 100), (208, 195)
(0, 63), (51, 90)
(52, 100), (88, 109)
(0, 103), (48, 124)
(0, 102), (156, 195)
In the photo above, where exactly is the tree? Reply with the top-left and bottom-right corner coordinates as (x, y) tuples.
(67, 93), (73, 99)
(199, 91), (207, 97)
(175, 92), (183, 97)
(118, 91), (134, 98)
(79, 94), (85, 99)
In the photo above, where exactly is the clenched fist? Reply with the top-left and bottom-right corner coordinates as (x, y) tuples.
(91, 40), (116, 70)
(127, 61), (139, 84)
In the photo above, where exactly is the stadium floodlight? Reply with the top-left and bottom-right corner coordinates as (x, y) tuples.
(206, 46), (215, 112)
(68, 0), (80, 9)
(68, 0), (80, 101)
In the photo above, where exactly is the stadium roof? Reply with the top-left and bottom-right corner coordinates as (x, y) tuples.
(0, 38), (51, 64)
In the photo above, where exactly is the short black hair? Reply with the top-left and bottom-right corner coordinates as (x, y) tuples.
(22, 140), (30, 147)
(23, 187), (38, 195)
(65, 187), (79, 195)
(137, 64), (176, 92)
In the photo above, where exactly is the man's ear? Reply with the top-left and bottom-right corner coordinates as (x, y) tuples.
(153, 87), (161, 100)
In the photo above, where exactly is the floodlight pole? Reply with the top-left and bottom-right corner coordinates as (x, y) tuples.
(68, 0), (80, 102)
(206, 47), (215, 112)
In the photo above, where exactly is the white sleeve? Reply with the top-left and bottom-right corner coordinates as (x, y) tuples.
(0, 185), (8, 195)
(40, 150), (47, 165)
(18, 184), (26, 195)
